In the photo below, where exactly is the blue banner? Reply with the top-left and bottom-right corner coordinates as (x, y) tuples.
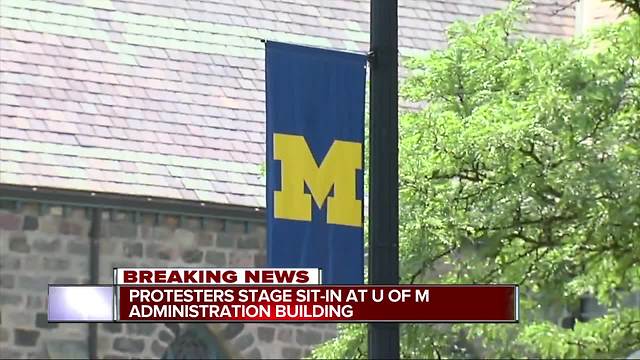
(266, 41), (366, 284)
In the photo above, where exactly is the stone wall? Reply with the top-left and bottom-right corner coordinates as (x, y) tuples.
(0, 200), (336, 359)
(576, 0), (626, 35)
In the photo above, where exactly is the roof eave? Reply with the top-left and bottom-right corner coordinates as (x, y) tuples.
(0, 183), (265, 223)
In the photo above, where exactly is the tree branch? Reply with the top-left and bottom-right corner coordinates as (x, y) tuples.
(551, 0), (580, 16)
(519, 140), (544, 166)
(409, 246), (458, 284)
(480, 246), (538, 283)
(519, 247), (552, 284)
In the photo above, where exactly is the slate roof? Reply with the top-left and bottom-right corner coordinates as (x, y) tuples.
(0, 0), (575, 209)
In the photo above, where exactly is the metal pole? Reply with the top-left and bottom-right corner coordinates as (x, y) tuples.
(368, 0), (399, 359)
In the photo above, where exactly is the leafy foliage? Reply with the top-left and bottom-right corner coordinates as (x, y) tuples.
(312, 2), (639, 359)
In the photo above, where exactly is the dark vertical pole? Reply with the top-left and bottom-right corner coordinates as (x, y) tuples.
(88, 208), (102, 359)
(369, 0), (399, 359)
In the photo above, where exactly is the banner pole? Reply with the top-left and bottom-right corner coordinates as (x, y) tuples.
(368, 0), (399, 359)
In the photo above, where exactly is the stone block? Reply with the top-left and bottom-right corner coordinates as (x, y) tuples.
(174, 229), (196, 248)
(196, 232), (214, 247)
(14, 328), (40, 346)
(237, 235), (261, 249)
(221, 323), (244, 340)
(203, 218), (225, 232)
(296, 329), (322, 346)
(158, 329), (174, 343)
(59, 221), (84, 236)
(151, 339), (166, 358)
(127, 323), (157, 336)
(0, 327), (9, 342)
(205, 251), (227, 266)
(0, 213), (21, 231)
(246, 347), (262, 359)
(26, 295), (44, 310)
(216, 233), (237, 248)
(282, 347), (301, 358)
(164, 323), (180, 336)
(247, 222), (266, 237)
(20, 203), (40, 216)
(164, 215), (179, 228)
(141, 213), (156, 225)
(0, 255), (20, 270)
(181, 249), (203, 263)
(22, 216), (38, 231)
(233, 333), (254, 351)
(72, 260), (89, 273)
(113, 337), (145, 354)
(257, 326), (275, 343)
(123, 242), (143, 258)
(140, 225), (153, 239)
(97, 335), (112, 354)
(0, 348), (21, 359)
(23, 255), (41, 271)
(66, 240), (89, 255)
(17, 275), (50, 292)
(36, 312), (57, 329)
(102, 323), (122, 333)
(0, 292), (23, 306)
(182, 217), (203, 231)
(45, 339), (88, 359)
(38, 216), (60, 234)
(32, 238), (61, 253)
(68, 208), (88, 220)
(9, 235), (30, 253)
(146, 243), (173, 260)
(225, 220), (246, 233)
(108, 223), (137, 238)
(156, 248), (173, 260)
(152, 227), (173, 241)
(254, 254), (267, 267)
(277, 328), (292, 342)
(144, 243), (158, 258)
(0, 274), (15, 289)
(42, 257), (71, 271)
(99, 240), (118, 256)
(228, 252), (254, 267)
(111, 210), (130, 222)
(8, 311), (34, 326)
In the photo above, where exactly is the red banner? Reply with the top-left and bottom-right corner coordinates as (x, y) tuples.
(118, 285), (517, 322)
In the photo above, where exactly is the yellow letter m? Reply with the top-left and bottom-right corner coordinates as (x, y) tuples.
(273, 133), (362, 227)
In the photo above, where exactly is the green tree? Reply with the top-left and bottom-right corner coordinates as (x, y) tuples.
(608, 0), (640, 16)
(313, 2), (639, 359)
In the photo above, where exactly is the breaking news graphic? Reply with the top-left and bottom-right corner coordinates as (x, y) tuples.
(47, 267), (518, 323)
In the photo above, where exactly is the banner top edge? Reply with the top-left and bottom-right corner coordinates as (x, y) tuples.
(264, 40), (367, 64)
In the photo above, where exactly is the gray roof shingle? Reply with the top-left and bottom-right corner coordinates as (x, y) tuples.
(0, 0), (575, 208)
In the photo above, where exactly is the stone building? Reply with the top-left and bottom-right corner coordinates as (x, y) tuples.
(0, 0), (622, 359)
